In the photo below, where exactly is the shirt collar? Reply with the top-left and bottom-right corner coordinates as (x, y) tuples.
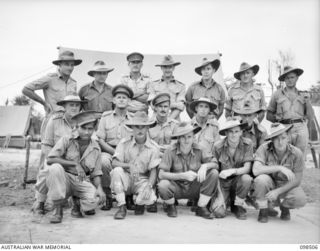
(200, 79), (216, 88)
(160, 76), (175, 82)
(57, 70), (75, 82)
(176, 142), (197, 156)
(131, 135), (154, 149)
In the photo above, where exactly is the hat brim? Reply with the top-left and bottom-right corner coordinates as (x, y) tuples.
(155, 62), (181, 67)
(190, 100), (217, 113)
(233, 107), (263, 115)
(171, 126), (202, 140)
(87, 68), (114, 77)
(195, 59), (220, 76)
(278, 68), (304, 81)
(52, 59), (82, 66)
(125, 120), (157, 128)
(56, 99), (88, 106)
(234, 65), (259, 80)
(77, 118), (98, 127)
(219, 122), (248, 136)
(265, 124), (293, 140)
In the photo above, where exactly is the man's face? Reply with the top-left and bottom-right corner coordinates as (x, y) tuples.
(240, 69), (254, 84)
(128, 60), (143, 73)
(132, 125), (148, 141)
(78, 122), (96, 140)
(272, 132), (289, 152)
(240, 113), (257, 127)
(64, 102), (81, 117)
(201, 64), (215, 80)
(195, 102), (210, 118)
(113, 93), (130, 109)
(161, 65), (175, 78)
(284, 72), (298, 88)
(59, 61), (75, 76)
(94, 71), (108, 83)
(154, 101), (170, 118)
(226, 126), (242, 144)
(178, 132), (194, 149)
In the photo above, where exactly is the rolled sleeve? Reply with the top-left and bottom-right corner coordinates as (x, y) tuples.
(254, 144), (267, 164)
(48, 136), (68, 158)
(96, 117), (107, 140)
(159, 148), (173, 172)
(90, 154), (103, 179)
(293, 148), (305, 173)
(112, 140), (125, 162)
(25, 75), (50, 90)
(148, 148), (161, 170)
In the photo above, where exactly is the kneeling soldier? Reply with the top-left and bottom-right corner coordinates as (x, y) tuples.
(111, 111), (160, 219)
(212, 117), (254, 220)
(158, 122), (219, 219)
(45, 111), (106, 223)
(252, 123), (307, 223)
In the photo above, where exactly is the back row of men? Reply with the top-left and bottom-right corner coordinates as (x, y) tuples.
(22, 50), (314, 224)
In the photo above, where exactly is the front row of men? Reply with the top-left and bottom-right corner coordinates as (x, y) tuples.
(35, 85), (307, 224)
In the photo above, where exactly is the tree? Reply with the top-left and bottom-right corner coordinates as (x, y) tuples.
(309, 81), (320, 106)
(12, 95), (31, 106)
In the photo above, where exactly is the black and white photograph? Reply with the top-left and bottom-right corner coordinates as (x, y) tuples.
(0, 0), (319, 246)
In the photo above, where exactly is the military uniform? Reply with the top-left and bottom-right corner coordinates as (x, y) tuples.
(225, 81), (266, 118)
(78, 82), (113, 112)
(185, 80), (226, 118)
(119, 74), (152, 112)
(191, 116), (220, 154)
(267, 87), (311, 154)
(148, 77), (186, 113)
(148, 117), (178, 148)
(253, 142), (307, 209)
(111, 136), (160, 206)
(212, 137), (254, 214)
(242, 123), (267, 152)
(42, 132), (103, 212)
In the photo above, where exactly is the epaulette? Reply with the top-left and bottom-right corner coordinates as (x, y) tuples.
(101, 110), (113, 117)
(174, 80), (185, 86)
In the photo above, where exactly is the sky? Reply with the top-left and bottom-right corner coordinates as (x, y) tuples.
(0, 0), (319, 112)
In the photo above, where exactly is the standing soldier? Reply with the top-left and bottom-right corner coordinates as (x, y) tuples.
(225, 62), (266, 122)
(44, 111), (106, 224)
(96, 85), (133, 210)
(185, 58), (225, 119)
(34, 96), (86, 215)
(149, 93), (179, 156)
(252, 123), (307, 223)
(22, 50), (81, 170)
(212, 118), (254, 220)
(148, 55), (186, 120)
(267, 66), (314, 155)
(119, 52), (151, 113)
(157, 122), (219, 219)
(78, 61), (114, 112)
(111, 111), (160, 219)
(190, 97), (220, 153)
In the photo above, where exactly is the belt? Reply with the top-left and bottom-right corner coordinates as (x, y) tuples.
(280, 118), (304, 124)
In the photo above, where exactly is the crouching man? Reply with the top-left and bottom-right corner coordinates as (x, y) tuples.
(158, 122), (219, 219)
(45, 111), (106, 223)
(252, 123), (307, 223)
(111, 111), (160, 220)
(212, 117), (254, 220)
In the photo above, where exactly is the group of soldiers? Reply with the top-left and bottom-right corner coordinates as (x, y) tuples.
(22, 50), (314, 224)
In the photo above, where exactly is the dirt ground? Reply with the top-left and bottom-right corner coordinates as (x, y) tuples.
(0, 149), (319, 244)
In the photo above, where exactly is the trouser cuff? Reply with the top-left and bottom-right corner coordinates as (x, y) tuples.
(164, 198), (175, 205)
(197, 193), (211, 207)
(116, 192), (126, 206)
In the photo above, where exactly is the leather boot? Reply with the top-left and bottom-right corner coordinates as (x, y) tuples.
(280, 206), (291, 221)
(234, 206), (247, 220)
(191, 198), (199, 212)
(71, 197), (83, 218)
(101, 188), (113, 211)
(134, 205), (145, 215)
(146, 202), (157, 213)
(34, 202), (45, 215)
(258, 209), (268, 223)
(268, 208), (279, 217)
(195, 206), (214, 219)
(84, 209), (96, 216)
(125, 195), (135, 210)
(167, 204), (177, 217)
(114, 205), (127, 220)
(50, 205), (63, 224)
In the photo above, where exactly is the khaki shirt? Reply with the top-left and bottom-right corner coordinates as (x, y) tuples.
(254, 142), (304, 182)
(148, 117), (178, 146)
(225, 81), (266, 112)
(148, 77), (186, 111)
(42, 113), (73, 148)
(242, 123), (267, 152)
(191, 116), (220, 153)
(267, 87), (308, 121)
(96, 110), (132, 147)
(113, 136), (160, 178)
(185, 80), (226, 117)
(159, 142), (213, 173)
(212, 137), (254, 171)
(78, 82), (113, 112)
(119, 73), (152, 101)
(25, 72), (77, 114)
(48, 132), (103, 179)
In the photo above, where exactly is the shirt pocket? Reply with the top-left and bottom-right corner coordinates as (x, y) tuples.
(106, 124), (118, 142)
(293, 97), (305, 117)
(276, 97), (289, 117)
(218, 155), (230, 171)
